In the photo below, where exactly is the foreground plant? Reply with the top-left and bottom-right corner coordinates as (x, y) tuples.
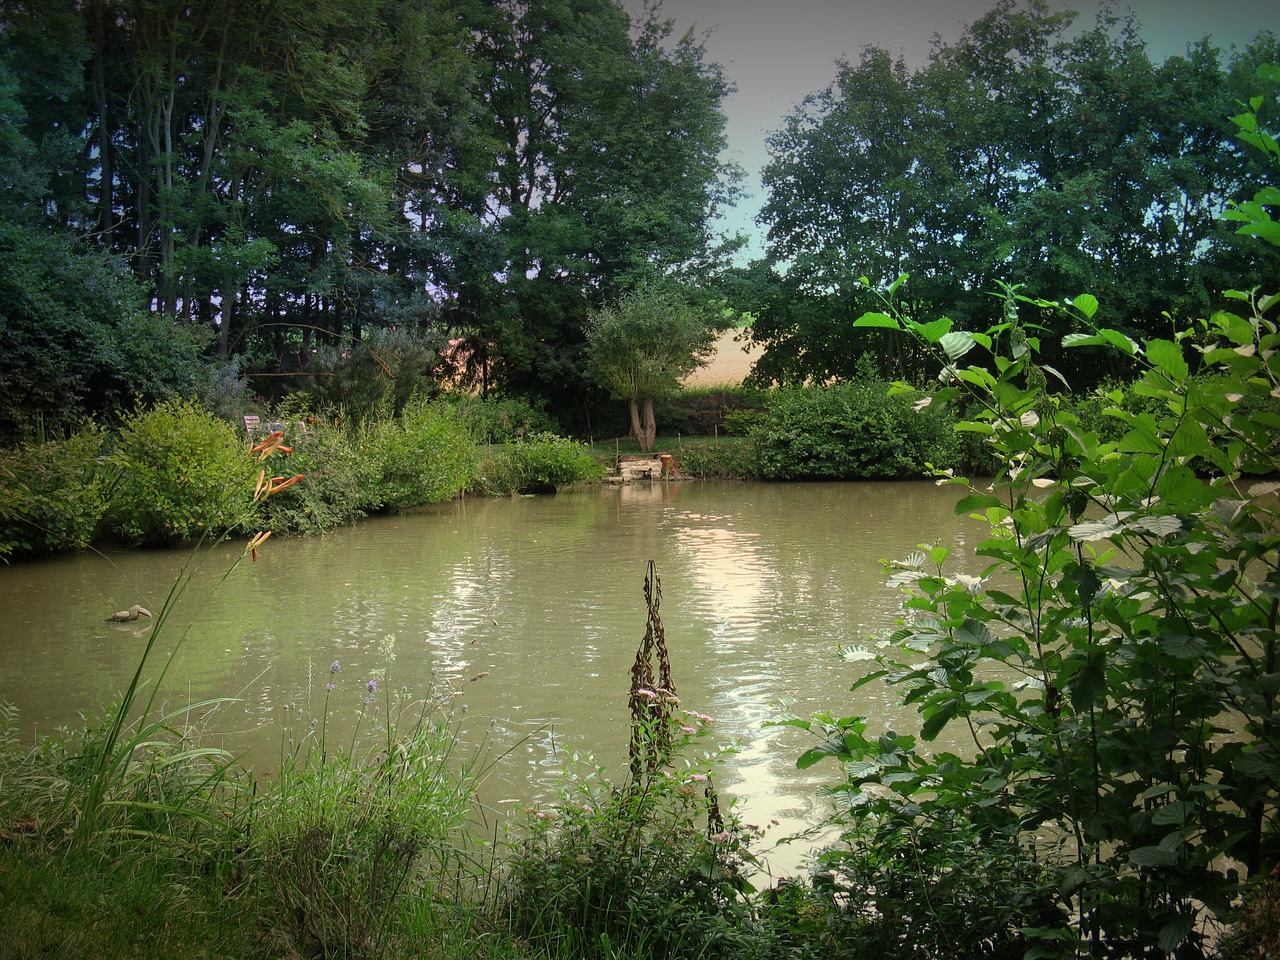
(500, 562), (759, 960)
(252, 674), (477, 960)
(782, 70), (1280, 960)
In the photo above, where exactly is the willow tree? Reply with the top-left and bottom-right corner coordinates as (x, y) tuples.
(585, 284), (716, 452)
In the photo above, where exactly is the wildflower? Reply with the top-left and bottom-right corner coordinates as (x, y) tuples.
(636, 687), (658, 700)
(688, 773), (709, 782)
(330, 660), (341, 674)
(685, 710), (714, 724)
(325, 682), (335, 691)
(250, 430), (293, 461)
(681, 725), (697, 734)
(366, 678), (378, 694)
(708, 831), (732, 843)
(363, 695), (372, 704)
(535, 810), (559, 821)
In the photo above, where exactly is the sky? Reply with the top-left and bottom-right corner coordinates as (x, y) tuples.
(624, 0), (1278, 260)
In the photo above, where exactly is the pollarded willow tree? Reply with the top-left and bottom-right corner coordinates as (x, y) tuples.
(585, 283), (717, 452)
(452, 0), (742, 425)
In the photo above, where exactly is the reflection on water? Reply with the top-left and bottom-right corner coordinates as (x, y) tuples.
(0, 480), (981, 875)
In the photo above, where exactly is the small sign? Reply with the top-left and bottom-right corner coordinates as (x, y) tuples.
(243, 415), (260, 436)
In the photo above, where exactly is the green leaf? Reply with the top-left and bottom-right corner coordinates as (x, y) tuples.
(1144, 339), (1188, 380)
(921, 700), (959, 741)
(955, 619), (994, 647)
(1128, 845), (1178, 867)
(797, 741), (848, 769)
(955, 367), (997, 390)
(1099, 329), (1139, 355)
(1152, 801), (1194, 826)
(1158, 915), (1195, 955)
(1069, 515), (1123, 541)
(1063, 333), (1107, 349)
(1131, 515), (1183, 537)
(955, 493), (1004, 514)
(1071, 294), (1099, 319)
(939, 331), (977, 361)
(855, 312), (900, 329)
(1118, 415), (1164, 453)
(910, 317), (954, 343)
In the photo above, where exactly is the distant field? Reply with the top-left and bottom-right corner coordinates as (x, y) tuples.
(683, 329), (762, 387)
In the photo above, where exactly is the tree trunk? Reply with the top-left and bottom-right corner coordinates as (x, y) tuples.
(633, 395), (657, 452)
(89, 2), (114, 243)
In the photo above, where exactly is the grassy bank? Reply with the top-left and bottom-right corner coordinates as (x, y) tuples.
(0, 564), (783, 960)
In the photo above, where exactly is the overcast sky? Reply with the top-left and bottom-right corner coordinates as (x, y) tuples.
(626, 0), (1278, 259)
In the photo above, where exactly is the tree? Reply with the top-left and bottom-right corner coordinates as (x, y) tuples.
(748, 0), (1280, 388)
(585, 283), (716, 451)
(457, 0), (740, 425)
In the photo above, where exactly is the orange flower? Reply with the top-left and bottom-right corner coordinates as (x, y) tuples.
(250, 430), (284, 458)
(264, 474), (305, 497)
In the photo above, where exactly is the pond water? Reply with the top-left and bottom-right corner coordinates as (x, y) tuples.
(0, 480), (985, 875)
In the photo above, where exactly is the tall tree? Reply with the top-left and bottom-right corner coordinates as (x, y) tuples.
(748, 0), (1280, 388)
(458, 0), (739, 424)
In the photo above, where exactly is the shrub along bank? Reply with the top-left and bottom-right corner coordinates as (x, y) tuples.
(0, 394), (603, 558)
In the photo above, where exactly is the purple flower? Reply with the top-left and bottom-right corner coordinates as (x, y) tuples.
(325, 682), (335, 691)
(366, 679), (378, 694)
(330, 660), (341, 674)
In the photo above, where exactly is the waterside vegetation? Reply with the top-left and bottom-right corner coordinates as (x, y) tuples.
(1, 0), (1279, 952)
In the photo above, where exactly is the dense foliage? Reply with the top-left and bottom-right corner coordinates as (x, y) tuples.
(0, 0), (739, 436)
(473, 432), (605, 495)
(737, 0), (1280, 388)
(778, 70), (1280, 957)
(0, 222), (205, 444)
(586, 283), (720, 451)
(0, 395), (607, 556)
(753, 381), (970, 480)
(105, 399), (258, 546)
(0, 423), (112, 556)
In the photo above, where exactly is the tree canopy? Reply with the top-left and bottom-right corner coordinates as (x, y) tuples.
(585, 283), (717, 451)
(0, 0), (741, 438)
(740, 0), (1280, 388)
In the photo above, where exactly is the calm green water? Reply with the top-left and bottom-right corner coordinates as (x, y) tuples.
(0, 480), (982, 874)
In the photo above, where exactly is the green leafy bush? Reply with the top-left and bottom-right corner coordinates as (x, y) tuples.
(442, 394), (559, 443)
(105, 399), (256, 545)
(473, 432), (603, 495)
(787, 268), (1280, 957)
(252, 417), (379, 535)
(302, 327), (447, 424)
(502, 762), (758, 960)
(671, 437), (759, 480)
(754, 382), (960, 480)
(0, 222), (209, 445)
(360, 397), (475, 510)
(0, 423), (113, 556)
